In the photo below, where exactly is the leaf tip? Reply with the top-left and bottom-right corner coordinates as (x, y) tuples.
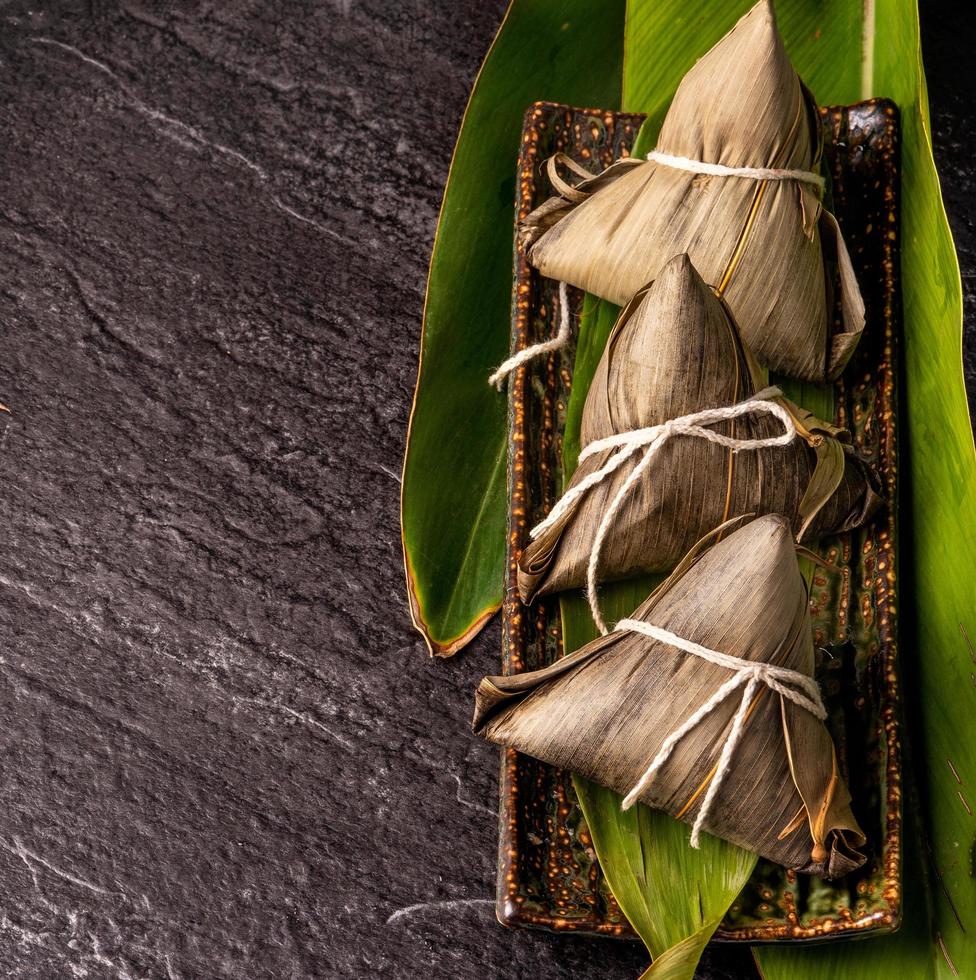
(403, 548), (498, 658)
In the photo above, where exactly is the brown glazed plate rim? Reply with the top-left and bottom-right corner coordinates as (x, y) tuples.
(496, 98), (902, 946)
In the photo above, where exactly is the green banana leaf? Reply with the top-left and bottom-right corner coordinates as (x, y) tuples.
(758, 2), (976, 977)
(559, 296), (757, 979)
(406, 0), (973, 972)
(611, 1), (975, 977)
(401, 0), (625, 656)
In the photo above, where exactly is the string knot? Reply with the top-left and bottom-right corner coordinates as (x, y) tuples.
(614, 618), (825, 849)
(530, 388), (796, 633)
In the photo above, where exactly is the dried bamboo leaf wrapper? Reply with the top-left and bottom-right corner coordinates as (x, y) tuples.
(476, 515), (866, 878)
(518, 0), (864, 382)
(518, 254), (879, 602)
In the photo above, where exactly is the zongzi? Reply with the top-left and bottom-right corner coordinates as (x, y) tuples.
(518, 0), (864, 383)
(476, 514), (866, 878)
(519, 253), (879, 616)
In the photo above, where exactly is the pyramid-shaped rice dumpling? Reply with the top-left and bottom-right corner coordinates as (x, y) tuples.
(476, 514), (866, 878)
(519, 0), (863, 382)
(519, 253), (879, 603)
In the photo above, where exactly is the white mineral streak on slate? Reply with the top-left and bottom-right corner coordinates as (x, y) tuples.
(0, 1), (969, 978)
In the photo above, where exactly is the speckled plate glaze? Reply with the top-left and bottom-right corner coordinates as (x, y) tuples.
(498, 100), (901, 944)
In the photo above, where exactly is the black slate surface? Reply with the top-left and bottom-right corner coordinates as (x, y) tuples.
(0, 2), (971, 978)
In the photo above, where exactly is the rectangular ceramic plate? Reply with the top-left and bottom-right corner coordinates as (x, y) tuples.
(497, 100), (901, 944)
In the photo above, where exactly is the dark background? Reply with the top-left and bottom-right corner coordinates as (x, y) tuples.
(0, 2), (971, 978)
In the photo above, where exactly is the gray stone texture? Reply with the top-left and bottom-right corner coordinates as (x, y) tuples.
(0, 1), (970, 977)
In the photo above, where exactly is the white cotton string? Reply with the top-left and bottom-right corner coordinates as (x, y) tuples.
(528, 388), (796, 634)
(488, 281), (572, 389)
(647, 150), (826, 194)
(615, 618), (826, 848)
